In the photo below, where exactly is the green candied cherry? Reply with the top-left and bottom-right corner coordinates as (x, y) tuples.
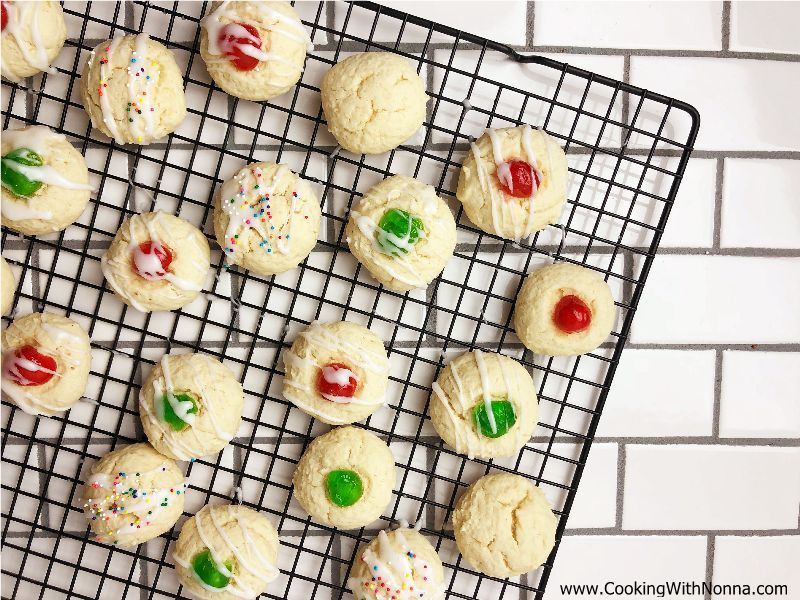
(191, 549), (233, 589)
(161, 392), (198, 431)
(376, 208), (424, 257)
(325, 469), (364, 507)
(473, 399), (517, 439)
(1, 148), (44, 197)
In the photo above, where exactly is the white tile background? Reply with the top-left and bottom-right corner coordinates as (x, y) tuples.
(2, 1), (799, 599)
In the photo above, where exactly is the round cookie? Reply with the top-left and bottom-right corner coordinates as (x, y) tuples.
(453, 473), (556, 578)
(139, 352), (244, 461)
(346, 175), (456, 291)
(101, 211), (210, 313)
(514, 262), (615, 356)
(82, 442), (185, 547)
(1, 312), (91, 416)
(1, 1), (66, 82)
(173, 503), (280, 600)
(282, 320), (389, 425)
(457, 125), (568, 242)
(200, 0), (311, 101)
(81, 33), (187, 145)
(2, 257), (15, 315)
(429, 350), (538, 460)
(1, 126), (94, 235)
(213, 161), (321, 276)
(292, 426), (395, 529)
(321, 52), (428, 154)
(347, 527), (446, 600)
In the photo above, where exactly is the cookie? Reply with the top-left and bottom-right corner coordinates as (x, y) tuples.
(282, 320), (389, 425)
(213, 161), (321, 276)
(453, 473), (556, 578)
(100, 211), (210, 313)
(457, 126), (568, 241)
(1, 257), (15, 315)
(347, 527), (446, 600)
(1, 126), (94, 235)
(173, 503), (280, 600)
(81, 33), (187, 145)
(200, 0), (311, 101)
(321, 52), (428, 154)
(82, 442), (185, 547)
(429, 350), (538, 460)
(1, 312), (91, 416)
(345, 175), (456, 291)
(140, 353), (244, 461)
(514, 262), (615, 356)
(292, 426), (395, 529)
(1, 0), (66, 82)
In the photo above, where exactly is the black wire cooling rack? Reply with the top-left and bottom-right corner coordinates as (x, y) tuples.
(1, 1), (699, 599)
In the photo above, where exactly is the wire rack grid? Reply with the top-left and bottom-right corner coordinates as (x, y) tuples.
(1, 1), (699, 599)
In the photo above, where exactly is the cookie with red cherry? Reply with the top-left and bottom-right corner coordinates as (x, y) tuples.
(514, 263), (615, 356)
(200, 0), (311, 101)
(457, 125), (568, 242)
(1, 312), (91, 416)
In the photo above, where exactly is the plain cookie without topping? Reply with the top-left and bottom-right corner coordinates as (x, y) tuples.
(514, 262), (615, 356)
(139, 353), (244, 461)
(173, 503), (280, 600)
(1, 0), (66, 82)
(346, 175), (457, 291)
(292, 426), (396, 529)
(453, 472), (557, 578)
(321, 52), (428, 154)
(81, 34), (186, 145)
(82, 443), (185, 547)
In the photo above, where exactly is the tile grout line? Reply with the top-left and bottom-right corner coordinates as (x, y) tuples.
(526, 0), (535, 49)
(616, 443), (626, 529)
(713, 157), (724, 250)
(713, 350), (723, 438)
(721, 1), (732, 52)
(705, 535), (716, 600)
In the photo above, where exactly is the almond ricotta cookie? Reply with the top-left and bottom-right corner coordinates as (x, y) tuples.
(1, 126), (94, 235)
(293, 426), (395, 529)
(457, 125), (568, 242)
(100, 211), (210, 313)
(346, 175), (456, 292)
(214, 161), (321, 276)
(1, 257), (15, 315)
(139, 353), (244, 461)
(81, 33), (187, 145)
(1, 1), (66, 82)
(514, 262), (615, 356)
(347, 527), (446, 600)
(429, 350), (538, 460)
(321, 52), (428, 154)
(282, 320), (389, 425)
(453, 473), (557, 578)
(200, 0), (311, 101)
(1, 312), (91, 416)
(173, 503), (280, 600)
(82, 442), (185, 547)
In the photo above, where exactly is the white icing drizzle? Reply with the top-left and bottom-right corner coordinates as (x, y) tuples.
(0, 200), (52, 221)
(1, 158), (94, 191)
(139, 397), (197, 461)
(3, 126), (66, 156)
(97, 37), (123, 143)
(1, 1), (58, 82)
(297, 321), (387, 374)
(473, 349), (497, 435)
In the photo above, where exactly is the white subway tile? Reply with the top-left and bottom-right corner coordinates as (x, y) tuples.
(721, 159), (800, 249)
(548, 536), (708, 600)
(730, 2), (800, 54)
(630, 57), (800, 151)
(598, 350), (715, 437)
(713, 536), (800, 599)
(567, 443), (619, 529)
(623, 445), (800, 530)
(535, 1), (723, 50)
(662, 158), (717, 247)
(720, 352), (800, 438)
(631, 256), (800, 344)
(334, 1), (528, 46)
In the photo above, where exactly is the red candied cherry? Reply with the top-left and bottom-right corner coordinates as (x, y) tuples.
(497, 159), (541, 198)
(4, 345), (57, 386)
(553, 294), (592, 334)
(316, 363), (358, 401)
(1, 3), (8, 32)
(131, 241), (173, 279)
(218, 23), (262, 71)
